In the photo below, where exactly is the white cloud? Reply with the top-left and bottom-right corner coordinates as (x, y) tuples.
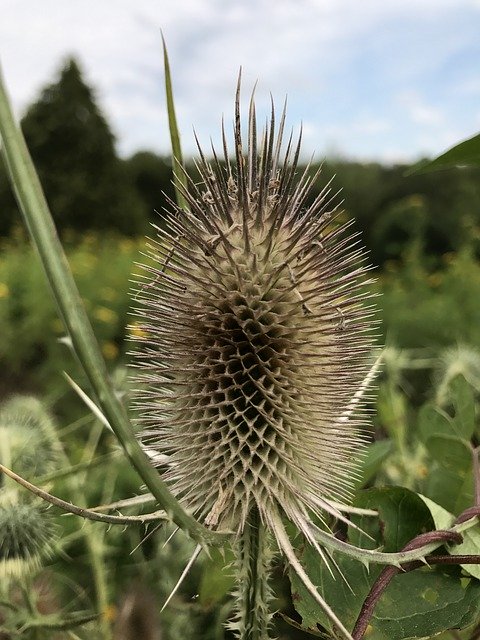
(1, 0), (479, 161)
(397, 91), (445, 127)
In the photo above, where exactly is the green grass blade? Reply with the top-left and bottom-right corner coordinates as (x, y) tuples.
(0, 62), (224, 546)
(162, 33), (190, 211)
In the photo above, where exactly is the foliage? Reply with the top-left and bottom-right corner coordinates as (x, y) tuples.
(0, 232), (139, 407)
(378, 245), (480, 350)
(123, 151), (176, 222)
(288, 366), (480, 639)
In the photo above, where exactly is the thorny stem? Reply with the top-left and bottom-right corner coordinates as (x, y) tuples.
(352, 529), (475, 640)
(19, 612), (99, 631)
(0, 463), (168, 525)
(455, 506), (480, 525)
(233, 508), (272, 640)
(313, 516), (478, 566)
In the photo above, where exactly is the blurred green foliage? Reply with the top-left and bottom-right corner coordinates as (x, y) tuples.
(1, 57), (480, 267)
(3, 227), (480, 409)
(0, 232), (139, 408)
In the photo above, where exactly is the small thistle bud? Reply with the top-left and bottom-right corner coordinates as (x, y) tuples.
(0, 502), (57, 578)
(132, 93), (375, 541)
(0, 396), (60, 480)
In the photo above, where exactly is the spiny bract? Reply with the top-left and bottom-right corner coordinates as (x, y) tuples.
(132, 92), (376, 538)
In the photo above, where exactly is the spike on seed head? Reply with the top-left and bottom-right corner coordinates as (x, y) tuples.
(131, 89), (376, 537)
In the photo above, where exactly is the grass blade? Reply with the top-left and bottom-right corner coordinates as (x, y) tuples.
(406, 132), (480, 175)
(162, 33), (189, 211)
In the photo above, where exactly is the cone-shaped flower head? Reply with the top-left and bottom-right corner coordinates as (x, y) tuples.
(132, 94), (375, 536)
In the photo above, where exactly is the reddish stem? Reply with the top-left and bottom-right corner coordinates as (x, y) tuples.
(352, 530), (463, 640)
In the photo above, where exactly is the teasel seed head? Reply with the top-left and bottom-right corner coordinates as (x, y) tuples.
(131, 91), (376, 541)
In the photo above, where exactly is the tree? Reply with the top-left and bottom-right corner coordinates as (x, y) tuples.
(123, 151), (175, 225)
(1, 57), (145, 236)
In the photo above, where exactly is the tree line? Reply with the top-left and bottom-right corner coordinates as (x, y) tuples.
(1, 57), (479, 265)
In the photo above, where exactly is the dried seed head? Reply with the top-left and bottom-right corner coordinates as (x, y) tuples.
(131, 93), (376, 536)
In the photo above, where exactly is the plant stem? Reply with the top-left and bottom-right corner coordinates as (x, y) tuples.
(232, 508), (272, 640)
(352, 530), (466, 639)
(21, 581), (42, 640)
(46, 418), (112, 639)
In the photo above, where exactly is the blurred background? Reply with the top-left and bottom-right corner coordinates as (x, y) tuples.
(1, 2), (480, 639)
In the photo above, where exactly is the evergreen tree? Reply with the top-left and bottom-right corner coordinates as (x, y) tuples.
(123, 151), (175, 224)
(1, 57), (145, 235)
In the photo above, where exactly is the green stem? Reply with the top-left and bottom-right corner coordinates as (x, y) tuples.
(75, 421), (111, 639)
(85, 531), (110, 639)
(0, 62), (225, 547)
(20, 581), (42, 640)
(232, 509), (272, 640)
(41, 418), (112, 639)
(314, 516), (479, 566)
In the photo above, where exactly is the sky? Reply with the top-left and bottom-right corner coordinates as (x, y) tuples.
(1, 0), (480, 164)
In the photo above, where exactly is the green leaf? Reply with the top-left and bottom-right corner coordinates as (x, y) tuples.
(291, 550), (480, 639)
(417, 403), (453, 443)
(423, 437), (473, 513)
(198, 547), (235, 608)
(418, 377), (474, 446)
(290, 550), (377, 636)
(291, 488), (480, 639)
(427, 434), (471, 472)
(417, 404), (452, 443)
(418, 494), (480, 579)
(354, 440), (394, 489)
(453, 525), (480, 580)
(406, 132), (480, 175)
(350, 486), (435, 552)
(372, 569), (480, 639)
(450, 375), (476, 441)
(424, 464), (474, 514)
(417, 494), (454, 530)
